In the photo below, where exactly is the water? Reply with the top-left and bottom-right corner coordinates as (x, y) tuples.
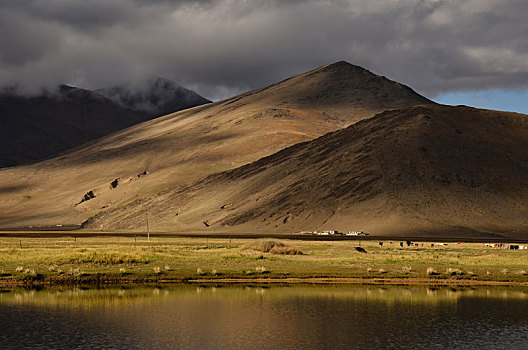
(1, 285), (528, 349)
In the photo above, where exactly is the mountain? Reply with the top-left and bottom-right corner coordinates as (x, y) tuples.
(0, 61), (432, 229)
(86, 105), (528, 238)
(96, 77), (210, 117)
(0, 81), (210, 168)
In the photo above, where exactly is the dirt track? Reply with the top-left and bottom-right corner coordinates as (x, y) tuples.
(1, 230), (527, 243)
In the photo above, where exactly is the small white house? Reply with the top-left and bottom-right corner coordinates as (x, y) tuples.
(346, 231), (368, 236)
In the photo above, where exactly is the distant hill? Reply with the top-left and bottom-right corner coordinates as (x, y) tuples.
(0, 80), (210, 167)
(96, 77), (210, 117)
(87, 105), (528, 239)
(0, 61), (433, 229)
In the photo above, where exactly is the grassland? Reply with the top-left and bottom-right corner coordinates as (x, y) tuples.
(1, 236), (528, 286)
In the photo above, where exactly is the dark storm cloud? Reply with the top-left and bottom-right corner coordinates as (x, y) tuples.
(1, 0), (527, 99)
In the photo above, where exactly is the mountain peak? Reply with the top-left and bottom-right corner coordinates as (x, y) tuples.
(257, 61), (432, 114)
(1, 62), (435, 229)
(322, 60), (366, 71)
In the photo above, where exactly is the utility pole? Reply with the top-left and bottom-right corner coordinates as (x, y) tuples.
(146, 209), (150, 242)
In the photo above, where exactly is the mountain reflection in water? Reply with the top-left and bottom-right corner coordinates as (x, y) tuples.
(1, 285), (527, 350)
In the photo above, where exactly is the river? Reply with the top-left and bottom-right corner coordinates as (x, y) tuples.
(1, 285), (527, 349)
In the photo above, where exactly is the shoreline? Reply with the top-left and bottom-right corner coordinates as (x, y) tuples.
(2, 276), (528, 289)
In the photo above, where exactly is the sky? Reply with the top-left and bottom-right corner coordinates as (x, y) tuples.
(1, 0), (528, 113)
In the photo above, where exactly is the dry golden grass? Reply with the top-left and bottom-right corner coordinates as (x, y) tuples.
(1, 237), (528, 285)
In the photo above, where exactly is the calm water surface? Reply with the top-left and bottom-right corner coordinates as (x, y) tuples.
(1, 285), (528, 349)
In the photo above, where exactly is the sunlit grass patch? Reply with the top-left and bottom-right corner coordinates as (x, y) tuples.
(65, 251), (149, 265)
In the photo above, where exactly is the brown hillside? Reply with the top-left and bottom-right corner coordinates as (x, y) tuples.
(0, 62), (431, 228)
(86, 105), (528, 238)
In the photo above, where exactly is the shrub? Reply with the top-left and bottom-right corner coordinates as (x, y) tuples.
(67, 267), (84, 277)
(255, 266), (267, 273)
(427, 267), (439, 275)
(402, 266), (413, 273)
(21, 268), (41, 281)
(446, 268), (464, 276)
(245, 241), (303, 255)
(24, 268), (37, 277)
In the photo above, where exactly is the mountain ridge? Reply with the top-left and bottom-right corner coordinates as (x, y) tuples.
(0, 79), (211, 168)
(0, 61), (434, 229)
(96, 77), (210, 116)
(85, 104), (528, 238)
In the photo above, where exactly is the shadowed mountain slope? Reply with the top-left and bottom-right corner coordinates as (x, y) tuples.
(86, 105), (528, 238)
(96, 77), (210, 117)
(0, 61), (432, 228)
(0, 80), (210, 168)
(0, 86), (144, 167)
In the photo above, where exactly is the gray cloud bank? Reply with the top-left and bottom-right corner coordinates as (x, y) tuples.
(1, 0), (527, 100)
